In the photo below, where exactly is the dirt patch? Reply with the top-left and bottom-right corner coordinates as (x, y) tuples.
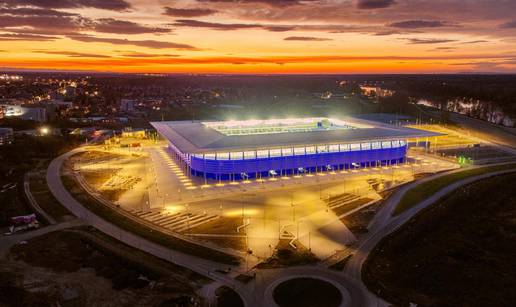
(257, 239), (318, 269)
(81, 169), (120, 187)
(98, 188), (127, 202)
(215, 286), (244, 307)
(3, 227), (206, 307)
(60, 170), (240, 265)
(29, 170), (73, 222)
(330, 197), (373, 217)
(363, 172), (516, 307)
(341, 199), (387, 237)
(74, 151), (123, 163)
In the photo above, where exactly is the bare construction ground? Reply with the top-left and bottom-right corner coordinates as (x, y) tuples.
(363, 172), (516, 307)
(0, 226), (208, 307)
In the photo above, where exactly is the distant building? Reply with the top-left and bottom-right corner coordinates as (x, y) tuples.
(120, 99), (136, 112)
(321, 91), (333, 99)
(121, 128), (147, 138)
(0, 127), (13, 145)
(48, 99), (73, 108)
(69, 116), (128, 124)
(360, 86), (395, 99)
(0, 104), (47, 122)
(70, 127), (96, 136)
(0, 74), (23, 81)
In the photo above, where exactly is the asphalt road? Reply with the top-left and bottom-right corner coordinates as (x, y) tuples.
(45, 146), (516, 307)
(46, 148), (261, 306)
(344, 165), (516, 307)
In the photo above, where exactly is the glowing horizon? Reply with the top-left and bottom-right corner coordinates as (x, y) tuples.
(1, 0), (515, 74)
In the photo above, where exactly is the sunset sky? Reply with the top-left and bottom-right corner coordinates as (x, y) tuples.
(1, 0), (516, 74)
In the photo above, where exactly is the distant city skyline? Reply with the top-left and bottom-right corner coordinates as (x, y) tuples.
(1, 0), (516, 73)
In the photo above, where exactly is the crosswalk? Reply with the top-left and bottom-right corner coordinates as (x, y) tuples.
(127, 208), (219, 233)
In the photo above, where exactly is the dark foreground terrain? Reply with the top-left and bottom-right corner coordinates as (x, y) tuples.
(363, 172), (516, 307)
(1, 227), (208, 307)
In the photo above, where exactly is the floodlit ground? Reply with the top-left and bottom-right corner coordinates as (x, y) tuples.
(73, 138), (459, 260)
(73, 150), (151, 211)
(407, 124), (516, 163)
(407, 124), (480, 149)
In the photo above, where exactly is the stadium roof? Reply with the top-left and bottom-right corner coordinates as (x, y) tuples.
(151, 117), (441, 154)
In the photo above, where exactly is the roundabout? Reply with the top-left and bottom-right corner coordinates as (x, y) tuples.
(273, 277), (343, 307)
(261, 266), (359, 307)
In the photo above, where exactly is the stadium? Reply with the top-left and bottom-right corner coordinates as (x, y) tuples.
(151, 117), (439, 181)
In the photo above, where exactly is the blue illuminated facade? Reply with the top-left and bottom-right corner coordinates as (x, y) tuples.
(150, 118), (438, 182)
(166, 140), (407, 181)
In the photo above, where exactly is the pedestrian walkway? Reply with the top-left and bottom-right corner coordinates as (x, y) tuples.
(127, 208), (219, 233)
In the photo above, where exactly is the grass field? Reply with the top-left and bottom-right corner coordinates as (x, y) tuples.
(364, 172), (516, 307)
(60, 173), (240, 265)
(394, 163), (516, 215)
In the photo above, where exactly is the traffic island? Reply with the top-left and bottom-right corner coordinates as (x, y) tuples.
(273, 277), (342, 307)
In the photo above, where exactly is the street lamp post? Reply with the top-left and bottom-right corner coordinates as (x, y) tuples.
(291, 193), (296, 221)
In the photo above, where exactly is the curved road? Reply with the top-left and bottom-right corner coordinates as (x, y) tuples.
(46, 148), (259, 306)
(46, 146), (516, 307)
(344, 165), (516, 306)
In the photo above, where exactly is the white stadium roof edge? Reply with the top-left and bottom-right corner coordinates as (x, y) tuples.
(151, 117), (441, 154)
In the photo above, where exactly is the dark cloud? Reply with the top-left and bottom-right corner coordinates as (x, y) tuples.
(172, 19), (259, 30)
(1, 0), (131, 11)
(66, 34), (197, 50)
(196, 0), (317, 7)
(119, 52), (181, 58)
(172, 19), (364, 33)
(0, 33), (57, 40)
(461, 40), (489, 44)
(263, 25), (296, 32)
(93, 18), (171, 34)
(404, 38), (457, 44)
(284, 36), (332, 41)
(430, 46), (457, 52)
(499, 20), (516, 28)
(0, 7), (78, 17)
(0, 14), (86, 33)
(389, 20), (446, 29)
(3, 27), (79, 36)
(33, 50), (111, 58)
(357, 0), (396, 9)
(163, 7), (217, 17)
(0, 8), (171, 36)
(373, 30), (403, 36)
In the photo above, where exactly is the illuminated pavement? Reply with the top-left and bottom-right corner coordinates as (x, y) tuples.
(73, 144), (458, 260)
(145, 144), (458, 207)
(51, 130), (516, 306)
(51, 144), (496, 307)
